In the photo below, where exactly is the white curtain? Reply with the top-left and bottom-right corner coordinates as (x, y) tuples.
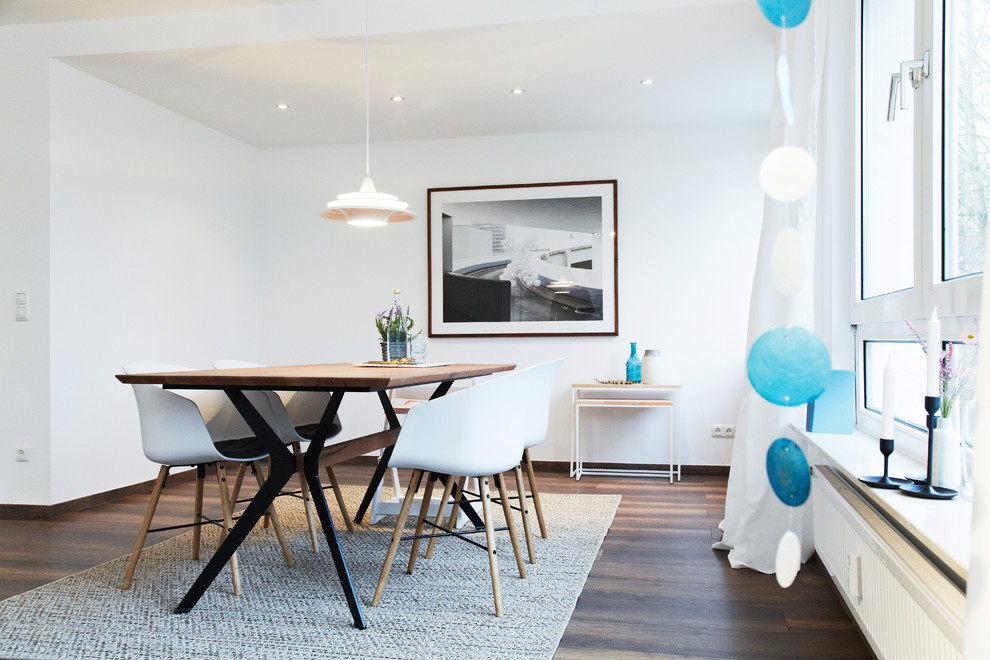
(713, 1), (830, 574)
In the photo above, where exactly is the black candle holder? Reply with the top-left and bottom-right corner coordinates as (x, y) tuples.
(859, 437), (911, 489)
(900, 396), (958, 500)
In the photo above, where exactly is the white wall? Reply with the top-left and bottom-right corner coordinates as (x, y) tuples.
(0, 3), (766, 505)
(0, 29), (56, 505)
(0, 0), (331, 506)
(254, 124), (766, 466)
(47, 63), (266, 503)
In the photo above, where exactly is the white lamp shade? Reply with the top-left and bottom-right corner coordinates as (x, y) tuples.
(759, 146), (817, 202)
(320, 177), (416, 226)
(771, 226), (807, 296)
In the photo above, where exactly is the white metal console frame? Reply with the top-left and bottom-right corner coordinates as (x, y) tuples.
(570, 383), (682, 483)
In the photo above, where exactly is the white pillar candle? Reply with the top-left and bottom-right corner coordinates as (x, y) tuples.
(926, 308), (941, 398)
(881, 357), (895, 439)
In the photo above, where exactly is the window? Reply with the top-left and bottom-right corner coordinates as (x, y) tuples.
(943, 0), (989, 280)
(863, 340), (927, 430)
(861, 0), (916, 299)
(855, 0), (984, 453)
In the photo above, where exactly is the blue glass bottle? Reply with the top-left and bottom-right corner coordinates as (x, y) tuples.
(626, 342), (642, 383)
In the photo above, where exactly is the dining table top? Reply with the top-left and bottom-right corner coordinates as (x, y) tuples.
(115, 362), (517, 391)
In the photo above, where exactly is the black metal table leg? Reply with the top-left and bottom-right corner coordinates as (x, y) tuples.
(175, 389), (294, 614)
(354, 444), (395, 525)
(302, 391), (366, 629)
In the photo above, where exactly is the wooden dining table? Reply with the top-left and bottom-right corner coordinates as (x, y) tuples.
(116, 362), (515, 629)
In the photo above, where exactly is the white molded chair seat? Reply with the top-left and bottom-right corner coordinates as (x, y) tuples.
(121, 362), (294, 595)
(371, 360), (561, 617)
(212, 360), (352, 546)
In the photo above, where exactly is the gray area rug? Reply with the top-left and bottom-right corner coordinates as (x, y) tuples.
(0, 486), (620, 660)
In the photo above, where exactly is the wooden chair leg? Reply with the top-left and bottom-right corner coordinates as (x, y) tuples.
(406, 473), (436, 574)
(324, 465), (354, 532)
(495, 473), (527, 579)
(425, 474), (457, 559)
(523, 449), (547, 538)
(480, 476), (503, 617)
(514, 465), (536, 564)
(447, 476), (469, 531)
(230, 462), (247, 506)
(215, 463), (243, 596)
(191, 465), (205, 560)
(251, 461), (294, 568)
(372, 469), (423, 607)
(121, 465), (169, 590)
(231, 462), (269, 528)
(293, 443), (319, 551)
(428, 476), (466, 558)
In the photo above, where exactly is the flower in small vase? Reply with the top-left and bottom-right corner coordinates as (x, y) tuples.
(375, 304), (421, 343)
(942, 332), (979, 419)
(906, 322), (979, 419)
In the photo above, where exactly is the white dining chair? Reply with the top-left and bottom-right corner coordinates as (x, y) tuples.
(370, 379), (477, 524)
(121, 362), (294, 595)
(213, 360), (352, 550)
(371, 360), (561, 617)
(423, 360), (562, 565)
(505, 358), (564, 561)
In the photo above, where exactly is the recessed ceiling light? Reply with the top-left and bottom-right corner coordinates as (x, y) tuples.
(275, 103), (289, 110)
(640, 79), (655, 86)
(510, 88), (525, 95)
(390, 95), (405, 102)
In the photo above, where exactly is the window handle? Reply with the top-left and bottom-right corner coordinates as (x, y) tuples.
(899, 50), (930, 111)
(887, 73), (901, 122)
(886, 51), (930, 122)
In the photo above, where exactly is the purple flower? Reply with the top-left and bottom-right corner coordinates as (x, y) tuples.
(906, 320), (979, 418)
(905, 320), (927, 354)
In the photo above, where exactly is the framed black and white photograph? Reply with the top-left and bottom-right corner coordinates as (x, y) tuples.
(427, 180), (618, 337)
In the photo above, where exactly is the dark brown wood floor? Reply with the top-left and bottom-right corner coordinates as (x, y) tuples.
(0, 462), (873, 659)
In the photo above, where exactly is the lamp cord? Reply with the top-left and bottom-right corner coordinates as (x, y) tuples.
(364, 0), (371, 178)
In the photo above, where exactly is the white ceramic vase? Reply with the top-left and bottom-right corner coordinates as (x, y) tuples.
(641, 349), (663, 384)
(931, 417), (962, 490)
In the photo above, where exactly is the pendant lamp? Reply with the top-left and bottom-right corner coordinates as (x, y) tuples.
(320, 1), (415, 226)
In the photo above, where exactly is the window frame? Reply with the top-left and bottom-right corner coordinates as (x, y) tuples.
(854, 0), (982, 447)
(853, 0), (982, 327)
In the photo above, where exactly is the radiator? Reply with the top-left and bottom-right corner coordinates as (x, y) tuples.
(812, 467), (966, 660)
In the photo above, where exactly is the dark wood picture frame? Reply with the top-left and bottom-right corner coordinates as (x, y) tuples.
(427, 180), (618, 337)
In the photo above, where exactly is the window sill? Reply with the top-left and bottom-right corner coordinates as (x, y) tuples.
(791, 423), (971, 587)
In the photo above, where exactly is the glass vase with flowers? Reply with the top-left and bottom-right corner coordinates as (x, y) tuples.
(907, 322), (979, 488)
(906, 322), (979, 420)
(375, 290), (422, 361)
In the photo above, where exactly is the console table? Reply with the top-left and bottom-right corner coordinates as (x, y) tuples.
(570, 383), (681, 483)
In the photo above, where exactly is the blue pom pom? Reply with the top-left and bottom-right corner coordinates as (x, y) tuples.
(766, 437), (810, 506)
(756, 0), (812, 28)
(747, 326), (831, 407)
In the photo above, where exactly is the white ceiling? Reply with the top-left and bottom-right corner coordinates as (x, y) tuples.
(0, 0), (310, 25)
(7, 1), (775, 149)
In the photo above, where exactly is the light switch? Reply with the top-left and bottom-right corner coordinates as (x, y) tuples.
(15, 291), (28, 321)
